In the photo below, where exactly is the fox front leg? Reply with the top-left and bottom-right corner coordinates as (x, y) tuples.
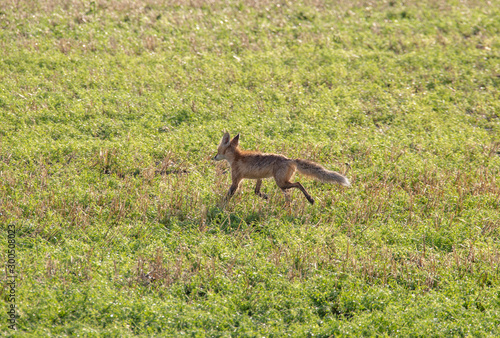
(224, 176), (242, 203)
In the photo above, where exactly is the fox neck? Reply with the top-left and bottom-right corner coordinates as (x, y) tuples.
(224, 146), (241, 165)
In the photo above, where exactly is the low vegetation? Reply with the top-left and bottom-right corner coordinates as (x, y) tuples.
(1, 0), (499, 335)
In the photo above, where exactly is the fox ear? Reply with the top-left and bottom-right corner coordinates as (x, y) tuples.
(221, 132), (230, 145)
(230, 133), (240, 147)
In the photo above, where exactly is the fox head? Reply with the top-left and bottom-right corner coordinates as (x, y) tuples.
(214, 132), (239, 162)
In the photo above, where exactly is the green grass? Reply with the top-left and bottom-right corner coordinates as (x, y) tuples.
(1, 0), (500, 336)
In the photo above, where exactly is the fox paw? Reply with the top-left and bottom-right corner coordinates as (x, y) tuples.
(256, 193), (268, 200)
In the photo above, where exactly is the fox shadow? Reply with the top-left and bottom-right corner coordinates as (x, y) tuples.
(205, 204), (308, 234)
(205, 206), (263, 232)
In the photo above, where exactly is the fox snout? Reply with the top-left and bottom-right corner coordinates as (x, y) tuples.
(213, 154), (224, 161)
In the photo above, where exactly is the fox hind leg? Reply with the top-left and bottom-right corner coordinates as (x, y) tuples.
(274, 167), (315, 205)
(254, 179), (268, 200)
(281, 189), (292, 207)
(273, 166), (314, 205)
(278, 181), (315, 205)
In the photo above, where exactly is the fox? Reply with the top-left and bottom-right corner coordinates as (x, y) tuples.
(213, 132), (350, 205)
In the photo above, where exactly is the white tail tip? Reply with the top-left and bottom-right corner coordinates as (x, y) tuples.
(342, 177), (351, 187)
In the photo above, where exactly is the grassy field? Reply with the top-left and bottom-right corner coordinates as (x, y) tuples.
(1, 0), (499, 336)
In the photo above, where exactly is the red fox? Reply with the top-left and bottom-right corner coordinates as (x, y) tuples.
(214, 132), (350, 205)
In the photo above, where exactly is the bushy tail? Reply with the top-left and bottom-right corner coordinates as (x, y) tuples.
(294, 159), (351, 187)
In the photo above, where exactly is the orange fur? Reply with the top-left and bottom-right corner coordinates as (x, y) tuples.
(214, 132), (350, 205)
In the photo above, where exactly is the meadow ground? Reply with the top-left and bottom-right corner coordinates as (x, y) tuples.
(1, 0), (499, 336)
